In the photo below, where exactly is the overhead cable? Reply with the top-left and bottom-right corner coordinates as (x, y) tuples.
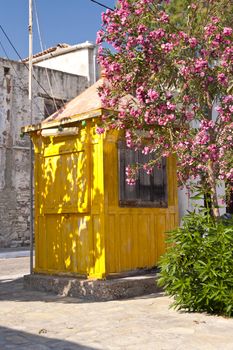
(89, 0), (114, 11)
(0, 38), (50, 117)
(34, 0), (61, 112)
(0, 23), (57, 101)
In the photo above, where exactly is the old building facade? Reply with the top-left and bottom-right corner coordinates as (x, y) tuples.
(0, 43), (94, 247)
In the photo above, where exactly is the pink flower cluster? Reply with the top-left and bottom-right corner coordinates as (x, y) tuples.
(97, 0), (233, 188)
(125, 165), (137, 185)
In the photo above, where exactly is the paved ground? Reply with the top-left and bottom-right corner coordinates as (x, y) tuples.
(0, 257), (233, 349)
(0, 247), (32, 259)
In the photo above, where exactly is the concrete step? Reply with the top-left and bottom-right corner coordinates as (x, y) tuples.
(24, 272), (162, 301)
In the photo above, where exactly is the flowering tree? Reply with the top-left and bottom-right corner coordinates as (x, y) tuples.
(97, 0), (233, 218)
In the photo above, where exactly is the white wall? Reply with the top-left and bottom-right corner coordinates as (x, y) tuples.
(178, 184), (226, 219)
(35, 44), (98, 86)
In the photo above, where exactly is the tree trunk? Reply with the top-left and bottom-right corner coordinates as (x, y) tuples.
(207, 161), (220, 218)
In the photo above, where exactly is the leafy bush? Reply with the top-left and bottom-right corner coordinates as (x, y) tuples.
(158, 212), (233, 316)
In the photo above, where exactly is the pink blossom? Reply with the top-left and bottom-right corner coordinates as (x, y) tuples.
(147, 89), (159, 101)
(98, 0), (233, 194)
(149, 29), (165, 40)
(138, 24), (147, 34)
(194, 58), (208, 72)
(183, 95), (190, 103)
(215, 106), (223, 113)
(180, 66), (189, 77)
(158, 11), (169, 23)
(126, 178), (136, 185)
(211, 16), (220, 24)
(96, 30), (104, 44)
(178, 31), (188, 40)
(223, 95), (233, 104)
(223, 27), (233, 36)
(166, 102), (176, 111)
(185, 111), (194, 121)
(204, 24), (217, 37)
(166, 91), (173, 99)
(189, 37), (198, 48)
(96, 127), (105, 134)
(217, 73), (228, 85)
(142, 146), (150, 155)
(161, 42), (174, 53)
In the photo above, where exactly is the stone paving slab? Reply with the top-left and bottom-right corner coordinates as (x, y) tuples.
(0, 257), (233, 349)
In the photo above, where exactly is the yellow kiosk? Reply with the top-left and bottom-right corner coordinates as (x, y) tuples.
(23, 78), (178, 281)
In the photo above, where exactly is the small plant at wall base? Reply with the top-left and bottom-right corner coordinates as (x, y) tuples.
(158, 211), (233, 316)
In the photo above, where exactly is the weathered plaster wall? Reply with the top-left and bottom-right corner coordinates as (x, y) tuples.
(0, 58), (88, 247)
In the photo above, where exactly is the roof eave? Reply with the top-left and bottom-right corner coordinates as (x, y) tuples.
(23, 42), (96, 64)
(21, 108), (113, 134)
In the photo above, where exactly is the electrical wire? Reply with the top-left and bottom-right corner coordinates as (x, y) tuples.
(34, 0), (61, 112)
(0, 24), (23, 61)
(0, 38), (49, 117)
(0, 1), (114, 112)
(0, 23), (57, 101)
(89, 0), (114, 11)
(33, 0), (66, 108)
(0, 39), (29, 93)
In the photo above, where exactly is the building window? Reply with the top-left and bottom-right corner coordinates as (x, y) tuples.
(4, 67), (10, 75)
(118, 141), (168, 207)
(44, 97), (65, 118)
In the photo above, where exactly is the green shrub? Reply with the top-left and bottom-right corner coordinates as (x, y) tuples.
(158, 212), (233, 316)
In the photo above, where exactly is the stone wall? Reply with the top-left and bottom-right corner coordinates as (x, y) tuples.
(0, 58), (88, 247)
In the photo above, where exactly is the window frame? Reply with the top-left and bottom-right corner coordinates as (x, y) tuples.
(44, 97), (66, 119)
(118, 141), (168, 208)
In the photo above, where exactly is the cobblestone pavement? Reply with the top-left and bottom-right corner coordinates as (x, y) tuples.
(0, 257), (233, 350)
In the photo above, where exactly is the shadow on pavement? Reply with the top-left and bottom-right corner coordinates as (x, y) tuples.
(0, 325), (98, 350)
(0, 277), (90, 304)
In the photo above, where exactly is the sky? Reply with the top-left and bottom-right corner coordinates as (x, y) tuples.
(0, 0), (116, 61)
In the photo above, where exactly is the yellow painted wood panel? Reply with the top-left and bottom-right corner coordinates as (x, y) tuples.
(156, 214), (166, 260)
(42, 150), (89, 214)
(91, 141), (104, 209)
(148, 214), (157, 266)
(33, 130), (96, 276)
(90, 214), (106, 278)
(139, 214), (152, 267)
(32, 121), (178, 279)
(35, 216), (47, 271)
(60, 215), (78, 273)
(76, 216), (90, 273)
(105, 211), (162, 273)
(119, 214), (131, 270)
(43, 135), (85, 157)
(35, 214), (94, 275)
(104, 138), (178, 274)
(45, 214), (62, 271)
(105, 214), (116, 273)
